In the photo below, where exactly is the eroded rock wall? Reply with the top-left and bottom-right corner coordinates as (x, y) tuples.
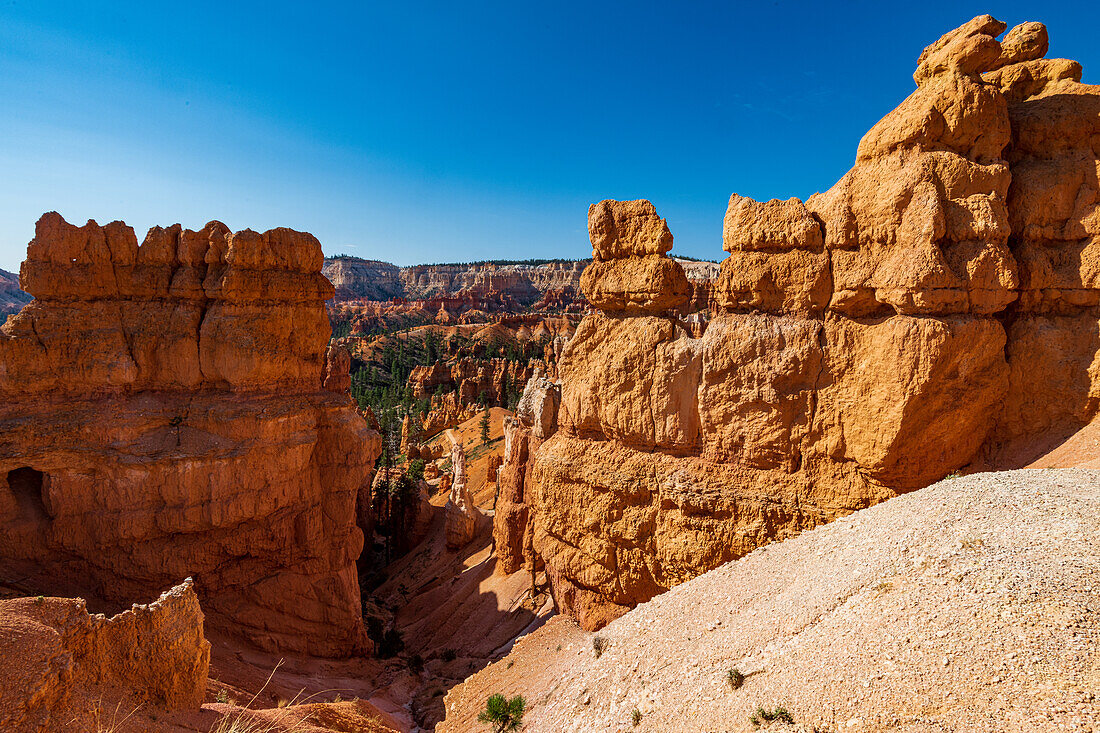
(522, 16), (1100, 630)
(494, 371), (560, 576)
(0, 214), (381, 656)
(0, 579), (209, 732)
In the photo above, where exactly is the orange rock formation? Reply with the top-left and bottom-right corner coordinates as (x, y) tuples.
(0, 579), (209, 731)
(515, 16), (1100, 630)
(443, 439), (484, 549)
(0, 214), (382, 656)
(494, 370), (560, 576)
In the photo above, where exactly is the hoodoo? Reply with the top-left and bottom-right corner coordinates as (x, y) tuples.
(520, 15), (1100, 630)
(0, 213), (382, 656)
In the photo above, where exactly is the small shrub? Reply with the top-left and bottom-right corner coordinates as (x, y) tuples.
(34, 595), (45, 605)
(726, 668), (745, 690)
(592, 635), (607, 658)
(750, 705), (794, 728)
(506, 659), (514, 668)
(477, 693), (526, 732)
(441, 647), (458, 662)
(408, 654), (424, 673)
(216, 688), (229, 704)
(632, 708), (643, 726)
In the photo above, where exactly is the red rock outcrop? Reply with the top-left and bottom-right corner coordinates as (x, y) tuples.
(0, 214), (382, 656)
(0, 579), (209, 732)
(486, 453), (502, 483)
(521, 16), (1100, 631)
(418, 392), (481, 437)
(368, 468), (433, 555)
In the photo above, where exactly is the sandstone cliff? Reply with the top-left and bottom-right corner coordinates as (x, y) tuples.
(494, 370), (560, 576)
(515, 16), (1100, 630)
(0, 213), (382, 657)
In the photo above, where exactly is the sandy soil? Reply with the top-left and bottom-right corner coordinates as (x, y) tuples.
(1028, 419), (1100, 470)
(440, 468), (1100, 733)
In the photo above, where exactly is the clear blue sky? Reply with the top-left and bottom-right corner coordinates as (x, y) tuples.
(1, 1), (1097, 272)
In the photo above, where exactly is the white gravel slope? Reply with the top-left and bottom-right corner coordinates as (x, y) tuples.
(442, 469), (1100, 732)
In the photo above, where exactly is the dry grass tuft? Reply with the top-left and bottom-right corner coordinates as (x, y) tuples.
(88, 700), (140, 733)
(208, 661), (313, 733)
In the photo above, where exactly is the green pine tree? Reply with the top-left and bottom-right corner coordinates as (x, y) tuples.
(480, 407), (491, 444)
(477, 694), (525, 733)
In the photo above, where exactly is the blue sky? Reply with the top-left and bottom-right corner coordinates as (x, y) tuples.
(1, 1), (1097, 272)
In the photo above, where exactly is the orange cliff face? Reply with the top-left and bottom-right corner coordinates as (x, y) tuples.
(516, 16), (1100, 631)
(0, 213), (382, 657)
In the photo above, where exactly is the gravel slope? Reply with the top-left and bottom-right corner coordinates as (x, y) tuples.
(440, 469), (1100, 732)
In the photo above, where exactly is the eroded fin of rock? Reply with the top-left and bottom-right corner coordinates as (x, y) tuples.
(521, 15), (1100, 631)
(0, 214), (382, 657)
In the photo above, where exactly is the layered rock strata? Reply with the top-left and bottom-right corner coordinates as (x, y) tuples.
(0, 214), (381, 656)
(521, 16), (1100, 630)
(323, 257), (588, 308)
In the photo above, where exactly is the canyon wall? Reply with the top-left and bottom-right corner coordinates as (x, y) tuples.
(516, 16), (1100, 630)
(0, 213), (382, 656)
(323, 257), (588, 307)
(324, 258), (406, 301)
